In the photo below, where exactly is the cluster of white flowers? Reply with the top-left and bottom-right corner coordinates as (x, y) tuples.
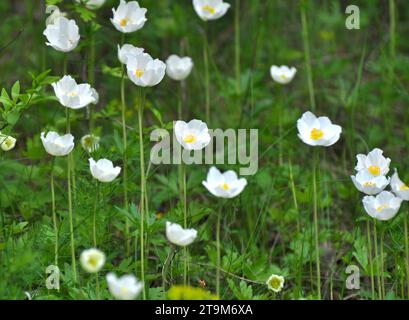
(351, 148), (406, 221)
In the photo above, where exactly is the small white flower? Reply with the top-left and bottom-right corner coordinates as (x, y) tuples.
(166, 221), (198, 247)
(270, 65), (297, 84)
(297, 111), (342, 147)
(362, 191), (402, 221)
(41, 131), (74, 156)
(45, 5), (67, 26)
(166, 55), (194, 81)
(351, 170), (390, 195)
(91, 88), (99, 105)
(80, 248), (105, 273)
(391, 169), (409, 201)
(266, 274), (285, 293)
(126, 53), (166, 87)
(0, 134), (16, 151)
(106, 273), (143, 300)
(193, 0), (231, 21)
(174, 119), (211, 151)
(202, 166), (247, 199)
(111, 0), (147, 33)
(89, 158), (121, 182)
(43, 17), (80, 52)
(81, 134), (100, 153)
(355, 148), (391, 177)
(75, 0), (106, 10)
(52, 75), (97, 109)
(118, 44), (144, 64)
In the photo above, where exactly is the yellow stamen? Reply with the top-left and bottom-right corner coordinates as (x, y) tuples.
(221, 183), (230, 190)
(310, 128), (324, 140)
(363, 182), (376, 187)
(134, 68), (144, 78)
(67, 91), (78, 97)
(268, 277), (282, 290)
(120, 18), (128, 27)
(202, 5), (215, 14)
(376, 204), (389, 212)
(400, 184), (409, 191)
(183, 134), (196, 143)
(88, 256), (98, 268)
(368, 165), (381, 175)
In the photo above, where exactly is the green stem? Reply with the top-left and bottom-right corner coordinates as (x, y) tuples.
(50, 158), (58, 267)
(162, 245), (176, 292)
(95, 273), (100, 300)
(389, 0), (396, 77)
(373, 220), (382, 299)
(312, 149), (321, 299)
(366, 219), (375, 300)
(380, 227), (386, 298)
(404, 212), (409, 299)
(92, 181), (100, 247)
(66, 108), (77, 283)
(300, 1), (316, 111)
(137, 88), (147, 300)
(203, 25), (210, 123)
(234, 0), (241, 96)
(182, 163), (188, 285)
(88, 26), (95, 132)
(216, 208), (221, 297)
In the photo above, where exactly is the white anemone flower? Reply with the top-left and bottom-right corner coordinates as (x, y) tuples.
(80, 248), (105, 273)
(126, 53), (166, 87)
(118, 44), (144, 64)
(41, 132), (74, 156)
(75, 0), (106, 10)
(351, 170), (390, 195)
(166, 221), (198, 247)
(166, 55), (194, 81)
(43, 17), (80, 52)
(270, 65), (297, 84)
(362, 191), (402, 221)
(174, 119), (211, 151)
(106, 273), (143, 300)
(111, 0), (147, 33)
(89, 158), (121, 183)
(355, 148), (391, 177)
(391, 169), (409, 201)
(52, 75), (98, 109)
(0, 134), (17, 151)
(193, 0), (231, 21)
(81, 134), (100, 153)
(202, 166), (247, 198)
(297, 111), (342, 147)
(266, 274), (285, 293)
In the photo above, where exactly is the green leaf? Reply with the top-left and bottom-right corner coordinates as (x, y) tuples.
(11, 81), (20, 102)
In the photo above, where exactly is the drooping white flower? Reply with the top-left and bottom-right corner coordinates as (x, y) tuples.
(106, 273), (143, 300)
(0, 134), (16, 151)
(355, 148), (391, 177)
(52, 75), (98, 109)
(166, 55), (194, 81)
(80, 248), (105, 273)
(41, 131), (74, 156)
(90, 88), (99, 105)
(75, 0), (106, 10)
(362, 191), (402, 221)
(351, 170), (390, 195)
(118, 44), (144, 64)
(166, 221), (198, 247)
(126, 53), (166, 87)
(193, 0), (231, 21)
(43, 17), (80, 52)
(89, 158), (121, 183)
(202, 166), (247, 198)
(45, 5), (67, 26)
(111, 0), (147, 33)
(297, 111), (342, 147)
(270, 65), (297, 84)
(391, 169), (409, 201)
(174, 119), (211, 151)
(266, 274), (285, 293)
(81, 134), (100, 153)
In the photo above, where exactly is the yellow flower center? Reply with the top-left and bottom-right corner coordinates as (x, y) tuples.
(400, 184), (409, 191)
(67, 91), (78, 97)
(202, 5), (215, 14)
(120, 18), (128, 27)
(363, 182), (376, 187)
(87, 256), (99, 268)
(368, 165), (381, 175)
(183, 134), (196, 143)
(376, 204), (389, 212)
(280, 74), (287, 80)
(221, 183), (230, 190)
(310, 128), (324, 140)
(135, 68), (144, 78)
(268, 277), (282, 290)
